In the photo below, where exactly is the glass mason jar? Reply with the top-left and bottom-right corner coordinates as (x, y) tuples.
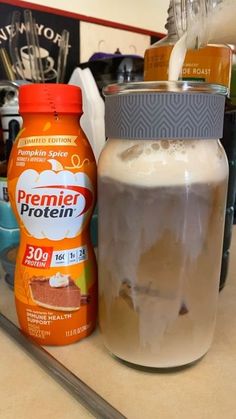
(172, 0), (236, 49)
(98, 81), (228, 368)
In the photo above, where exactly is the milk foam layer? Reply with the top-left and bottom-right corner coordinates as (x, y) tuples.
(99, 138), (228, 187)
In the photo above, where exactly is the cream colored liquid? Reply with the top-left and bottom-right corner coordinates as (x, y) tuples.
(168, 33), (187, 81)
(204, 0), (236, 44)
(98, 139), (228, 367)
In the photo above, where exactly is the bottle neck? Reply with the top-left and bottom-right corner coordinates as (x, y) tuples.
(21, 113), (81, 132)
(165, 3), (177, 36)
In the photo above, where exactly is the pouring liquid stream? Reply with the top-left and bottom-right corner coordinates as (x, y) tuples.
(168, 0), (236, 82)
(168, 33), (187, 81)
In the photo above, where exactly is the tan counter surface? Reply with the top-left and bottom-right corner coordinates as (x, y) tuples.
(1, 230), (236, 418)
(0, 329), (93, 419)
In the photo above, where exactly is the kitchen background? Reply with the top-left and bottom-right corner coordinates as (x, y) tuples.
(0, 0), (168, 280)
(0, 0), (168, 83)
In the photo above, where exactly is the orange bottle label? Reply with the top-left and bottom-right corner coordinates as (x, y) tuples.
(144, 44), (232, 88)
(8, 118), (97, 345)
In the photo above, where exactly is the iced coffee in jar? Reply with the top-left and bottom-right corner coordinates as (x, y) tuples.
(98, 81), (228, 368)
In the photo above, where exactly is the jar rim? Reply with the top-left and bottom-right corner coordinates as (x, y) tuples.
(103, 81), (227, 96)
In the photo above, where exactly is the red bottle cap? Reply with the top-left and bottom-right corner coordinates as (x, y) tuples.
(19, 84), (83, 115)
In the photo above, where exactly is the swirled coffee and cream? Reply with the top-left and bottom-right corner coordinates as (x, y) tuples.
(98, 83), (228, 367)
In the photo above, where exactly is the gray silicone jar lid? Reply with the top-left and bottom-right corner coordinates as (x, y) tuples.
(103, 81), (227, 140)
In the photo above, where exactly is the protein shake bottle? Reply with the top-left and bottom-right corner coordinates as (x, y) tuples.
(8, 84), (97, 345)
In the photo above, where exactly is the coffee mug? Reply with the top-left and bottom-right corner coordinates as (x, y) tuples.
(20, 46), (55, 80)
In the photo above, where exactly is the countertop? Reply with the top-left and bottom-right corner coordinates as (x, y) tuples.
(1, 230), (236, 418)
